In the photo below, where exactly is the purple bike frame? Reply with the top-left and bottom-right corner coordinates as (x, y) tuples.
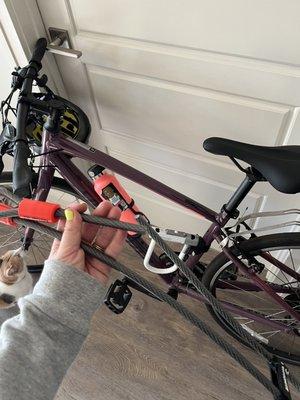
(29, 129), (300, 330)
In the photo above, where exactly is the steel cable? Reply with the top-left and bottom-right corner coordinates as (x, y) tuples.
(11, 216), (283, 399)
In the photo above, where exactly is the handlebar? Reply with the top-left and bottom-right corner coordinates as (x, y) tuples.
(29, 37), (47, 70)
(13, 38), (48, 197)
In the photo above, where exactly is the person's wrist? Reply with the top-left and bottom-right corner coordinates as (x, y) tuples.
(48, 256), (83, 272)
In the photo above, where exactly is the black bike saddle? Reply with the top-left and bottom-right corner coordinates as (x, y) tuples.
(203, 137), (300, 194)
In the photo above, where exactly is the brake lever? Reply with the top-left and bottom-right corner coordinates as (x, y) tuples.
(18, 94), (65, 113)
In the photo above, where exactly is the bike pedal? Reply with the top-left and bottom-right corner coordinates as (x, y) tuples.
(104, 278), (132, 314)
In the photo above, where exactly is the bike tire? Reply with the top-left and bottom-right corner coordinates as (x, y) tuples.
(202, 233), (300, 365)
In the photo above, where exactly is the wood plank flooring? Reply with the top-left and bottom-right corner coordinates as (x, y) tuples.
(53, 245), (300, 400)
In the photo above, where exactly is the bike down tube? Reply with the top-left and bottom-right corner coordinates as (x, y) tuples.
(23, 130), (55, 249)
(50, 153), (103, 208)
(51, 135), (218, 223)
(215, 235), (300, 322)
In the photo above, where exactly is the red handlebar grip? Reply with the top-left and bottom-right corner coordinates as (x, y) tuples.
(18, 199), (60, 223)
(0, 203), (16, 227)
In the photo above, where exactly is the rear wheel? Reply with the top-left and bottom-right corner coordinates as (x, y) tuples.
(0, 172), (86, 271)
(202, 233), (300, 365)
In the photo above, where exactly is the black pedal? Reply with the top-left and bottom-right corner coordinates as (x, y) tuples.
(269, 358), (291, 400)
(104, 279), (132, 314)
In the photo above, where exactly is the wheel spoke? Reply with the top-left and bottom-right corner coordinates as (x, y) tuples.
(210, 244), (300, 361)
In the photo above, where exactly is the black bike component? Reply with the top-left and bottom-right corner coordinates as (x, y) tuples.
(19, 94), (66, 113)
(230, 157), (249, 174)
(29, 37), (47, 70)
(104, 278), (132, 314)
(269, 357), (292, 400)
(2, 123), (16, 142)
(87, 164), (105, 179)
(0, 123), (17, 176)
(221, 204), (239, 219)
(35, 74), (48, 87)
(223, 174), (256, 215)
(13, 38), (47, 197)
(44, 109), (61, 133)
(11, 67), (27, 89)
(285, 293), (300, 309)
(0, 157), (4, 177)
(204, 137), (300, 194)
(218, 263), (238, 281)
(192, 262), (207, 281)
(249, 258), (265, 274)
(0, 123), (16, 154)
(192, 235), (210, 254)
(12, 139), (32, 197)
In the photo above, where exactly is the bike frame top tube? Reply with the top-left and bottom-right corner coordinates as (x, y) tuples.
(38, 129), (256, 250)
(48, 133), (219, 222)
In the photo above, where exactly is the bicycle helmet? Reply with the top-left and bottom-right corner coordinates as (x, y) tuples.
(26, 93), (91, 146)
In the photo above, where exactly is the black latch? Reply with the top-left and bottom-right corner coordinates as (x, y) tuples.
(104, 278), (132, 314)
(269, 357), (291, 400)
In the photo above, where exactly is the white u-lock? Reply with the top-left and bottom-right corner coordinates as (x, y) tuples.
(143, 239), (189, 274)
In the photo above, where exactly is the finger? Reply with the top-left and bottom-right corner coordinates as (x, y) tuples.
(49, 203), (87, 257)
(85, 227), (126, 278)
(56, 209), (82, 256)
(93, 205), (122, 250)
(48, 218), (65, 257)
(82, 201), (120, 247)
(66, 202), (87, 214)
(105, 228), (127, 259)
(93, 200), (113, 216)
(81, 201), (112, 243)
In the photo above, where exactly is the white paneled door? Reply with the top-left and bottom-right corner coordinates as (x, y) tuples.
(4, 0), (300, 236)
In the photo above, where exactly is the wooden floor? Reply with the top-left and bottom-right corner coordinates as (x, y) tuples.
(50, 245), (299, 400)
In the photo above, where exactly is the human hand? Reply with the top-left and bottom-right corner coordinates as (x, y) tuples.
(48, 201), (127, 286)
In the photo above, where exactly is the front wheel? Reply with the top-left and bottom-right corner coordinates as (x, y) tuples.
(0, 172), (86, 271)
(202, 233), (300, 365)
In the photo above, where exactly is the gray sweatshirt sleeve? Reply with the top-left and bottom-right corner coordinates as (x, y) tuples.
(0, 260), (107, 400)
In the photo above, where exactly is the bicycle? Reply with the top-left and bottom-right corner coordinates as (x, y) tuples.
(0, 37), (299, 384)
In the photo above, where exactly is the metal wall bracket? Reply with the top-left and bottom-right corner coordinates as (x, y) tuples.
(47, 28), (82, 58)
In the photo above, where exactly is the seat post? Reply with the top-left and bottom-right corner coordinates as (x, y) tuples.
(224, 172), (257, 216)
